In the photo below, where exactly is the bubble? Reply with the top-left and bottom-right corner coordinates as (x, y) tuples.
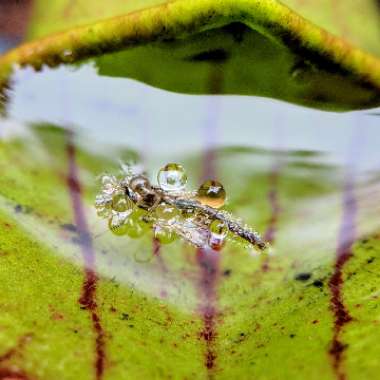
(197, 180), (226, 208)
(157, 163), (187, 191)
(112, 194), (134, 213)
(154, 204), (180, 225)
(154, 226), (177, 244)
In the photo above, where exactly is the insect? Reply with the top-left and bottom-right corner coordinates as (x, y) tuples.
(95, 163), (267, 251)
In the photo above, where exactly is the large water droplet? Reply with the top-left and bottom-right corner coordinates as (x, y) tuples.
(197, 180), (226, 208)
(157, 163), (187, 192)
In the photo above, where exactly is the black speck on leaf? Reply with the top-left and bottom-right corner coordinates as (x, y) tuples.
(295, 273), (312, 282)
(312, 280), (324, 288)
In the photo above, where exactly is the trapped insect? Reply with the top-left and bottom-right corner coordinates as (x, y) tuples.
(95, 163), (267, 251)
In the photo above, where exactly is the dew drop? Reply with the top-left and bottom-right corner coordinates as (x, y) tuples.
(96, 207), (109, 218)
(197, 180), (226, 208)
(112, 194), (134, 213)
(108, 216), (128, 236)
(95, 194), (112, 209)
(154, 226), (177, 244)
(208, 220), (227, 250)
(100, 174), (117, 195)
(157, 163), (187, 191)
(154, 204), (180, 225)
(123, 211), (146, 238)
(209, 220), (228, 237)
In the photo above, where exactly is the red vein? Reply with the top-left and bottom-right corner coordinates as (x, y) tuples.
(153, 237), (169, 298)
(197, 248), (220, 375)
(262, 164), (281, 272)
(328, 171), (356, 380)
(65, 132), (106, 380)
(196, 67), (223, 377)
(0, 334), (32, 380)
(0, 335), (31, 363)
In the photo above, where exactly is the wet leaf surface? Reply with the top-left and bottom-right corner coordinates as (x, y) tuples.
(0, 119), (380, 379)
(0, 0), (379, 110)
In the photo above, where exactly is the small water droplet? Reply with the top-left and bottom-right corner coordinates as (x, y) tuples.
(100, 174), (117, 195)
(209, 220), (228, 237)
(122, 211), (146, 238)
(157, 163), (187, 191)
(197, 180), (226, 208)
(154, 204), (179, 225)
(154, 226), (176, 244)
(108, 215), (128, 236)
(112, 194), (133, 213)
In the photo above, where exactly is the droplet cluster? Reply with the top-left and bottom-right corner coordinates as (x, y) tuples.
(94, 162), (262, 252)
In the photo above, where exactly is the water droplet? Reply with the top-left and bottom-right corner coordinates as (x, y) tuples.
(108, 216), (128, 236)
(123, 211), (146, 238)
(112, 194), (133, 213)
(157, 163), (187, 191)
(96, 207), (109, 218)
(209, 220), (228, 237)
(95, 194), (112, 209)
(208, 220), (227, 250)
(154, 226), (176, 244)
(100, 174), (117, 195)
(197, 180), (226, 208)
(154, 204), (179, 225)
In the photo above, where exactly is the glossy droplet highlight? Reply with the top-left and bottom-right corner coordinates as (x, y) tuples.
(129, 175), (151, 195)
(155, 204), (180, 225)
(123, 211), (146, 238)
(154, 226), (177, 244)
(112, 194), (133, 213)
(197, 180), (226, 208)
(108, 216), (128, 236)
(100, 174), (117, 195)
(157, 163), (187, 191)
(210, 220), (228, 237)
(208, 220), (227, 250)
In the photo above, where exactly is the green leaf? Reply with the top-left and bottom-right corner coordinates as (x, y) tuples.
(0, 124), (380, 379)
(0, 0), (379, 110)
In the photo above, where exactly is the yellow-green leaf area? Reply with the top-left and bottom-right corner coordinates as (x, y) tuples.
(1, 124), (380, 379)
